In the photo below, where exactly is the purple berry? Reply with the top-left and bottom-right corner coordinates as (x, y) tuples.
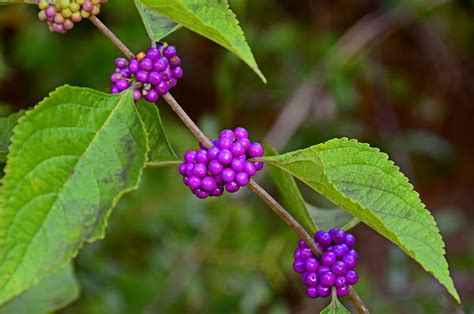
(254, 161), (264, 171)
(179, 162), (186, 175)
(330, 229), (346, 244)
(305, 258), (319, 272)
(298, 239), (308, 248)
(345, 270), (359, 285)
(172, 67), (183, 79)
(220, 129), (235, 140)
(300, 248), (313, 260)
(306, 286), (318, 298)
(294, 248), (302, 259)
(235, 172), (249, 186)
(148, 71), (163, 85)
(317, 266), (331, 276)
(331, 261), (347, 276)
(234, 127), (248, 139)
(344, 234), (355, 248)
(230, 143), (245, 156)
(293, 259), (305, 273)
(317, 285), (331, 297)
(188, 176), (201, 190)
(335, 276), (347, 288)
(333, 244), (349, 257)
(218, 138), (233, 149)
(185, 163), (194, 177)
(221, 168), (235, 183)
(45, 6), (56, 18)
(211, 186), (224, 197)
(145, 89), (159, 102)
(115, 79), (129, 91)
(225, 181), (239, 193)
(217, 149), (233, 165)
(194, 188), (209, 199)
(192, 163), (207, 178)
(154, 57), (169, 72)
(136, 70), (148, 83)
(317, 232), (332, 246)
(244, 162), (256, 176)
(337, 285), (349, 297)
(348, 249), (358, 259)
(156, 81), (169, 95)
(231, 158), (245, 172)
(110, 86), (119, 94)
(342, 254), (357, 269)
(110, 72), (121, 83)
(207, 147), (220, 160)
(238, 138), (251, 150)
(163, 45), (177, 58)
(321, 251), (336, 266)
(248, 143), (264, 158)
(128, 59), (139, 73)
(140, 58), (153, 71)
(146, 48), (161, 60)
(304, 272), (318, 287)
(201, 176), (216, 192)
(208, 160), (223, 176)
(169, 56), (181, 68)
(184, 150), (196, 163)
(320, 271), (336, 287)
(133, 90), (142, 101)
(115, 58), (128, 69)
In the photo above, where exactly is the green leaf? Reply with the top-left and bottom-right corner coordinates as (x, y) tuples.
(260, 138), (460, 302)
(307, 204), (360, 232)
(0, 86), (148, 305)
(265, 144), (317, 234)
(134, 0), (182, 41)
(0, 110), (24, 163)
(137, 0), (266, 83)
(320, 292), (350, 314)
(136, 100), (178, 164)
(0, 262), (79, 314)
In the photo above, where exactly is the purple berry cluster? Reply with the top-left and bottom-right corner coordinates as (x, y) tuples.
(293, 229), (359, 299)
(179, 127), (264, 199)
(37, 0), (107, 33)
(109, 44), (183, 102)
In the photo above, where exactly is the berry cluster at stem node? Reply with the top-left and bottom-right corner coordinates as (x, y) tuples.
(293, 228), (359, 299)
(109, 44), (183, 102)
(37, 0), (107, 33)
(179, 127), (264, 199)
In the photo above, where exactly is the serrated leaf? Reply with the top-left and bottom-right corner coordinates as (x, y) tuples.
(136, 100), (178, 163)
(307, 204), (359, 232)
(0, 110), (24, 163)
(135, 0), (182, 41)
(320, 294), (350, 314)
(137, 0), (266, 82)
(265, 144), (317, 233)
(260, 138), (460, 302)
(0, 86), (148, 305)
(0, 262), (79, 314)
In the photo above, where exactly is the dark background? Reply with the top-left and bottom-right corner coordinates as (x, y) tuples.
(0, 0), (473, 312)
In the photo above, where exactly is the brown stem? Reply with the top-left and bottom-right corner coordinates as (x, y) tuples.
(91, 18), (370, 314)
(88, 15), (135, 60)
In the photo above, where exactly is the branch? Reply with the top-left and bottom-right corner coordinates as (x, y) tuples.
(91, 18), (370, 314)
(88, 15), (135, 60)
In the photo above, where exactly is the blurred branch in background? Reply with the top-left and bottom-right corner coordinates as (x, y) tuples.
(264, 0), (449, 152)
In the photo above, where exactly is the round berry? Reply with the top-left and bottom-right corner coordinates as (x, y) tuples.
(330, 229), (346, 244)
(294, 248), (302, 259)
(344, 234), (355, 248)
(320, 271), (336, 287)
(321, 251), (336, 266)
(337, 285), (349, 297)
(304, 272), (318, 286)
(115, 79), (129, 91)
(231, 158), (245, 172)
(317, 232), (332, 246)
(115, 58), (128, 69)
(317, 266), (331, 276)
(305, 258), (319, 272)
(300, 248), (313, 260)
(333, 244), (349, 257)
(335, 276), (347, 288)
(217, 149), (233, 165)
(317, 285), (331, 297)
(248, 143), (264, 158)
(234, 127), (248, 139)
(331, 261), (347, 276)
(188, 176), (201, 190)
(148, 71), (163, 85)
(139, 58), (153, 71)
(194, 188), (209, 199)
(184, 150), (196, 163)
(163, 45), (177, 58)
(221, 168), (236, 183)
(218, 138), (233, 149)
(146, 48), (161, 60)
(192, 163), (207, 178)
(154, 57), (169, 72)
(201, 176), (216, 192)
(306, 286), (318, 298)
(235, 172), (249, 186)
(345, 270), (359, 285)
(342, 254), (357, 269)
(298, 239), (308, 248)
(225, 181), (239, 193)
(136, 70), (148, 83)
(211, 186), (224, 197)
(145, 89), (159, 102)
(244, 162), (256, 176)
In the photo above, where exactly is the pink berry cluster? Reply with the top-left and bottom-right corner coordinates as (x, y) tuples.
(37, 0), (107, 33)
(109, 44), (183, 102)
(293, 229), (359, 299)
(179, 127), (264, 199)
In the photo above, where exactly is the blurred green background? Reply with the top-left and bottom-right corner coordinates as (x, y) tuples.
(0, 0), (473, 313)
